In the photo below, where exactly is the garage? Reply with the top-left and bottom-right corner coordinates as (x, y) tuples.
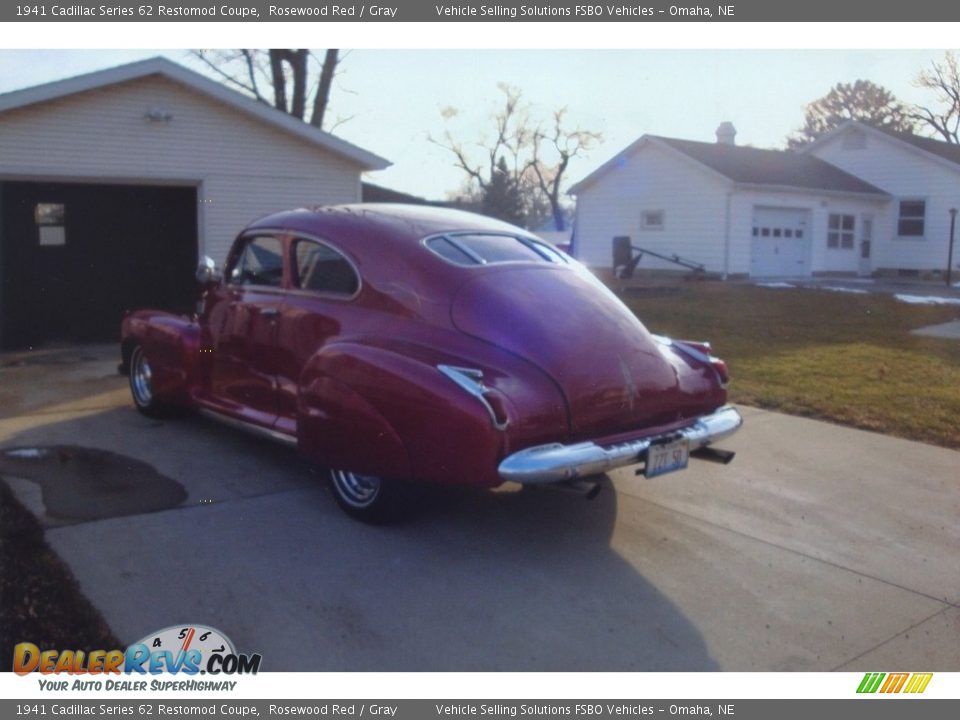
(0, 180), (197, 348)
(750, 206), (811, 277)
(0, 56), (390, 350)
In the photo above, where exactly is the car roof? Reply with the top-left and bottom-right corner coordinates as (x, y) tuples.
(245, 203), (537, 245)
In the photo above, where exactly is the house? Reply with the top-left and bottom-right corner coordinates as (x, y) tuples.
(804, 122), (960, 277)
(569, 121), (960, 280)
(0, 57), (389, 348)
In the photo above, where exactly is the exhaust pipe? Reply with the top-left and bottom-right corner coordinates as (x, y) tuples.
(692, 447), (736, 465)
(533, 479), (604, 500)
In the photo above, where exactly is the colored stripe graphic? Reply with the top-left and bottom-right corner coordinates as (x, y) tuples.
(857, 672), (932, 694)
(880, 673), (909, 693)
(904, 673), (933, 694)
(857, 672), (885, 693)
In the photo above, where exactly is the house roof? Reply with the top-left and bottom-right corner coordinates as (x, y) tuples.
(0, 56), (390, 171)
(802, 120), (960, 174)
(569, 133), (888, 198)
(655, 136), (887, 195)
(361, 182), (431, 205)
(876, 128), (960, 165)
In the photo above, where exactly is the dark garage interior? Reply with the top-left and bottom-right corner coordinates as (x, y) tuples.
(0, 180), (198, 349)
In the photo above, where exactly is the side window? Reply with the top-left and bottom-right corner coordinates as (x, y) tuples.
(229, 236), (285, 287)
(294, 239), (359, 297)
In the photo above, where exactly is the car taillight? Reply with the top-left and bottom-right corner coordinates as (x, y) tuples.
(437, 364), (510, 431)
(667, 339), (730, 388)
(710, 357), (730, 387)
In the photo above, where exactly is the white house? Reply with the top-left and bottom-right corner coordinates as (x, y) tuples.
(805, 122), (960, 277)
(0, 57), (389, 348)
(569, 121), (960, 280)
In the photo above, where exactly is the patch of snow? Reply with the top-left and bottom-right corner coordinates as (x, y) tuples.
(4, 447), (48, 459)
(894, 294), (960, 306)
(821, 286), (869, 295)
(756, 282), (795, 289)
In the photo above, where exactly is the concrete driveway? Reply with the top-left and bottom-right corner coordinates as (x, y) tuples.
(1, 345), (958, 671)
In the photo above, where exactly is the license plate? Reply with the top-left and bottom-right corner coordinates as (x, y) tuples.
(645, 438), (690, 478)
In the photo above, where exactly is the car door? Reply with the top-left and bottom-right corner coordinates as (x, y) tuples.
(273, 236), (361, 436)
(201, 234), (286, 427)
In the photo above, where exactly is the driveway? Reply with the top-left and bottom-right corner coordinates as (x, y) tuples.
(1, 345), (958, 671)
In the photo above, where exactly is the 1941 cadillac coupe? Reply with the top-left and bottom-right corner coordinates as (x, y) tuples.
(120, 204), (741, 522)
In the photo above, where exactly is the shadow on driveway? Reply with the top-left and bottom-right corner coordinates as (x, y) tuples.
(1, 405), (717, 672)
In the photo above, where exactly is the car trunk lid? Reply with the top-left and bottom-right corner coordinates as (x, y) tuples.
(451, 266), (705, 439)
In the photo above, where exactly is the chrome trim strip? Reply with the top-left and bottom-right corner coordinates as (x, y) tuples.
(198, 408), (298, 448)
(498, 405), (742, 485)
(437, 364), (510, 431)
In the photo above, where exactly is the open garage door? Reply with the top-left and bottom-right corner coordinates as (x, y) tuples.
(0, 180), (197, 349)
(750, 207), (811, 278)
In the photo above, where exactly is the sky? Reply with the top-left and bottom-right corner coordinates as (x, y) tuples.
(0, 48), (950, 200)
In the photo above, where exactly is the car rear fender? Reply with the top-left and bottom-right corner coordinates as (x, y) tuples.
(120, 310), (200, 406)
(298, 341), (507, 487)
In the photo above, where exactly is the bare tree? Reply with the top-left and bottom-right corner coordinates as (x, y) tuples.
(787, 80), (917, 149)
(912, 51), (960, 143)
(191, 49), (342, 130)
(530, 108), (601, 231)
(432, 84), (600, 229)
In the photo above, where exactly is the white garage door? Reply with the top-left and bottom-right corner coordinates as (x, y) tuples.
(750, 207), (811, 277)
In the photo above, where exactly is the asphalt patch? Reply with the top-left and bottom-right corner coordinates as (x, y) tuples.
(0, 445), (186, 521)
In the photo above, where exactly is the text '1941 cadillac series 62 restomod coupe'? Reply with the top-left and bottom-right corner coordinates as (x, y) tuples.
(120, 204), (741, 522)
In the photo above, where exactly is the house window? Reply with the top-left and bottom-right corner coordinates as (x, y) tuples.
(35, 203), (66, 247)
(827, 214), (855, 250)
(641, 210), (665, 231)
(898, 200), (926, 237)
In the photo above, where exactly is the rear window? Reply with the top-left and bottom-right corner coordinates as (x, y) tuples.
(426, 234), (567, 266)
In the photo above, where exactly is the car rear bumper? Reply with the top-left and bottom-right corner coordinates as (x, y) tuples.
(498, 405), (743, 485)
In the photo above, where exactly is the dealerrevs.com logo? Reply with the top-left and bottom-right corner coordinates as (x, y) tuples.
(857, 672), (933, 694)
(13, 624), (261, 683)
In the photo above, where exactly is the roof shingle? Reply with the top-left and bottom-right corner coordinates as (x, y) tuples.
(654, 136), (887, 196)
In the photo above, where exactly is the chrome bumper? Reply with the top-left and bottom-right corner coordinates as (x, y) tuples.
(498, 405), (743, 485)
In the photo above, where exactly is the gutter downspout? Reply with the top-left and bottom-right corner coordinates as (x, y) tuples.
(722, 189), (733, 280)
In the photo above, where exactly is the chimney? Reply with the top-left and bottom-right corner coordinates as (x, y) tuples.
(716, 121), (737, 146)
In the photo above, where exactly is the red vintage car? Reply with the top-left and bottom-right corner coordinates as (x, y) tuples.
(120, 204), (741, 521)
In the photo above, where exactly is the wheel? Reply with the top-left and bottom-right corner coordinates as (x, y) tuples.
(128, 344), (172, 418)
(329, 469), (413, 524)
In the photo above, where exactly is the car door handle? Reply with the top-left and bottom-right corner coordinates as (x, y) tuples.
(259, 307), (280, 318)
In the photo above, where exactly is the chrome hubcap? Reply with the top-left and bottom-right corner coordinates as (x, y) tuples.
(331, 470), (381, 508)
(131, 348), (153, 407)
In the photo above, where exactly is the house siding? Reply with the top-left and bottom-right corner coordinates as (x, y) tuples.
(730, 189), (885, 276)
(573, 142), (732, 273)
(573, 140), (887, 277)
(811, 131), (960, 273)
(0, 75), (363, 262)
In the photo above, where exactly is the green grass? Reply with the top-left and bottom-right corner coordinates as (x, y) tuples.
(621, 283), (960, 449)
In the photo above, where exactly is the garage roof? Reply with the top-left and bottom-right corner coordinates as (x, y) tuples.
(0, 56), (390, 172)
(656, 136), (887, 196)
(570, 133), (888, 198)
(803, 120), (960, 172)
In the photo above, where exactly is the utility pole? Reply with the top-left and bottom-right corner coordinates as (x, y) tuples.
(948, 208), (958, 287)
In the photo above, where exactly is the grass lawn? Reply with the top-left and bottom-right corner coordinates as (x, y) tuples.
(621, 283), (960, 449)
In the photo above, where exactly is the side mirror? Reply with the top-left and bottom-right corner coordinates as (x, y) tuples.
(196, 255), (222, 286)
